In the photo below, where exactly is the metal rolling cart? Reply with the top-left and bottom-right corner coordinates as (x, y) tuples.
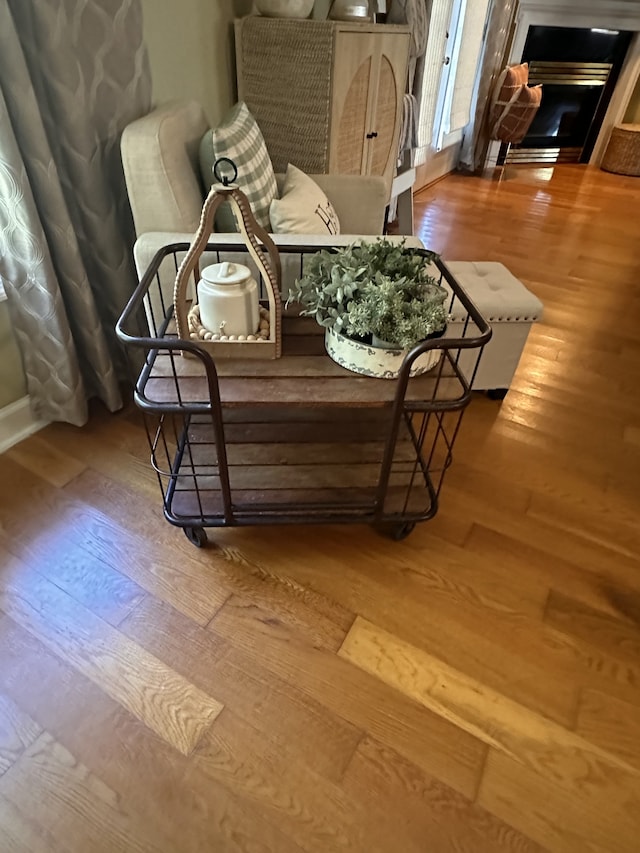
(116, 241), (491, 547)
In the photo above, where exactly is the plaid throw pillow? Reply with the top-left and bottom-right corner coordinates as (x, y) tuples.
(494, 84), (542, 144)
(490, 64), (543, 144)
(490, 64), (529, 133)
(199, 102), (278, 231)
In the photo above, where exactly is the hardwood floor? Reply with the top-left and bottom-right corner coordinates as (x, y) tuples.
(1, 164), (639, 851)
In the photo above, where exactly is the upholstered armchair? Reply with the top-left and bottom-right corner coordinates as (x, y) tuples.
(120, 100), (389, 240)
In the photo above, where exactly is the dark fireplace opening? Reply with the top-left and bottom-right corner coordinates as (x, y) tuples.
(500, 25), (633, 164)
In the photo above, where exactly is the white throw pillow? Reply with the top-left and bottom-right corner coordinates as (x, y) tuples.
(269, 164), (340, 235)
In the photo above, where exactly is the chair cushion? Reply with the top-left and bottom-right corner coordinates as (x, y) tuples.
(199, 102), (278, 231)
(269, 164), (340, 235)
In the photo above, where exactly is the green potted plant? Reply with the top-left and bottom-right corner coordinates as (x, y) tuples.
(287, 239), (448, 378)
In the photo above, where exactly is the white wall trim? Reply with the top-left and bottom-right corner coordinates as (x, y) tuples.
(416, 142), (463, 191)
(519, 1), (640, 29)
(593, 32), (640, 163)
(0, 396), (48, 455)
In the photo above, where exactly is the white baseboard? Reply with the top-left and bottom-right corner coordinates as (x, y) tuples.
(415, 142), (462, 194)
(0, 396), (49, 454)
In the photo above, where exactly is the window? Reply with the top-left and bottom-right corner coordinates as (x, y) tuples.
(416, 0), (491, 163)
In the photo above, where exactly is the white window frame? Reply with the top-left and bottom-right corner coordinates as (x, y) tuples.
(416, 0), (492, 164)
(433, 0), (468, 152)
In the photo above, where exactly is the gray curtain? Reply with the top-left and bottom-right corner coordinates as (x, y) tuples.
(458, 0), (519, 172)
(0, 0), (151, 426)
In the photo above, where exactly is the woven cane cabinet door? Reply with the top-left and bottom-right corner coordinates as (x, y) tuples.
(329, 30), (409, 189)
(234, 17), (409, 196)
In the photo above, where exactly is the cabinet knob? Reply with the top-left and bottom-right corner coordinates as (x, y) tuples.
(366, 131), (379, 139)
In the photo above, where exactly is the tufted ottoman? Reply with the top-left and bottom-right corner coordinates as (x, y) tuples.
(442, 261), (543, 398)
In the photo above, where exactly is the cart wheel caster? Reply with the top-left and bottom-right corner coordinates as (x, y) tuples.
(391, 522), (415, 541)
(487, 388), (508, 401)
(184, 526), (207, 548)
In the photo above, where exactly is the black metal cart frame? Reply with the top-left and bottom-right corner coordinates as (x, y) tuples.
(116, 242), (491, 545)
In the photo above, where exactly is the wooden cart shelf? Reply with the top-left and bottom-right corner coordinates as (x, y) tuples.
(140, 314), (463, 410)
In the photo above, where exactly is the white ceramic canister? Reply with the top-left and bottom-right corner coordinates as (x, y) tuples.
(197, 261), (261, 338)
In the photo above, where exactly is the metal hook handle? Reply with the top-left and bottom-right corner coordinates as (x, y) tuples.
(213, 157), (238, 186)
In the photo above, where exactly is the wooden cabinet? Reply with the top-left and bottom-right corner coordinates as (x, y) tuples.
(234, 17), (410, 197)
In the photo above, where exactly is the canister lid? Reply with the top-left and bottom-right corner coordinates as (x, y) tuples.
(201, 261), (251, 286)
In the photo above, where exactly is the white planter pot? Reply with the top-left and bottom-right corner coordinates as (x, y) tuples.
(325, 328), (441, 379)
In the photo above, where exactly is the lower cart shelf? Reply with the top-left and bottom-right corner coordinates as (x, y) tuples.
(157, 406), (460, 528)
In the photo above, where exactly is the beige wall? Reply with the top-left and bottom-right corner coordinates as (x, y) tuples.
(0, 302), (27, 409)
(140, 0), (253, 126)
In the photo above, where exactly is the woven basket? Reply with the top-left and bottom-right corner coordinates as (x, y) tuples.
(601, 124), (640, 177)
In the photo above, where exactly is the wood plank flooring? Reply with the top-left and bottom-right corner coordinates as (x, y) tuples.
(1, 164), (639, 851)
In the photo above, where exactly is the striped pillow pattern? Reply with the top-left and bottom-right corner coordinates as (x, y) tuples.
(199, 102), (278, 231)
